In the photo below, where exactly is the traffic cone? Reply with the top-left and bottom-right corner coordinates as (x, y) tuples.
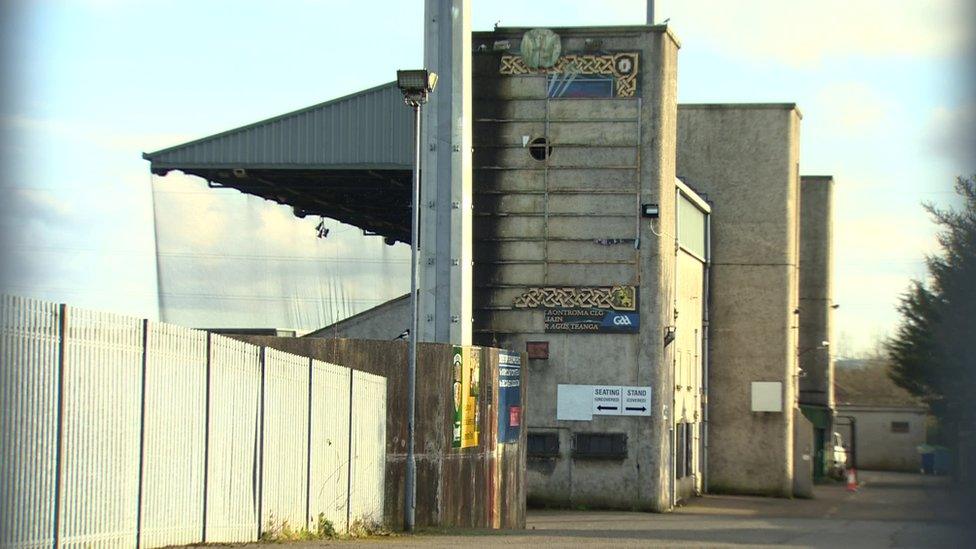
(846, 467), (858, 492)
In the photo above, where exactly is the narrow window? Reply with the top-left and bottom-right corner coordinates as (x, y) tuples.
(527, 432), (560, 457)
(676, 424), (687, 478)
(572, 433), (627, 459)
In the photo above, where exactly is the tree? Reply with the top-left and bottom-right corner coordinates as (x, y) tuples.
(887, 176), (976, 440)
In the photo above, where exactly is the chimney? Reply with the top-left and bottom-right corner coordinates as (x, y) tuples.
(646, 0), (655, 24)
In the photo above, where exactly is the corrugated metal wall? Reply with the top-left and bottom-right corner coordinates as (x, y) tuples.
(308, 360), (351, 531)
(206, 334), (262, 543)
(235, 336), (528, 531)
(0, 296), (61, 549)
(261, 349), (310, 531)
(140, 322), (207, 547)
(147, 83), (413, 169)
(59, 306), (143, 548)
(0, 297), (387, 548)
(349, 370), (387, 528)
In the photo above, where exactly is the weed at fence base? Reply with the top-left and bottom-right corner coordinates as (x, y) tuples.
(260, 512), (337, 542)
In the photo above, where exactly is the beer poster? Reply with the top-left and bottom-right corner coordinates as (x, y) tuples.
(451, 346), (480, 449)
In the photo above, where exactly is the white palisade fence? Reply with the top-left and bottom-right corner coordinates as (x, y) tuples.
(0, 296), (386, 549)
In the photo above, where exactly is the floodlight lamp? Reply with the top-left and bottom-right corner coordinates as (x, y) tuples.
(397, 69), (438, 105)
(641, 203), (660, 218)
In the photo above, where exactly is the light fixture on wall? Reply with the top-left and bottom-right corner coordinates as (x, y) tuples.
(641, 203), (660, 218)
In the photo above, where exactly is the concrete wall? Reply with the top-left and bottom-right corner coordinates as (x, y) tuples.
(798, 176), (834, 408)
(793, 413), (815, 498)
(836, 405), (927, 472)
(677, 104), (802, 497)
(471, 26), (681, 511)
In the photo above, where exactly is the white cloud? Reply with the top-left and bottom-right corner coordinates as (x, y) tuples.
(10, 187), (77, 217)
(0, 115), (191, 153)
(652, 0), (969, 66)
(812, 82), (895, 136)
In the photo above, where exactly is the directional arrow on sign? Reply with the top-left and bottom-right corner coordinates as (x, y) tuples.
(597, 405), (618, 411)
(625, 407), (646, 412)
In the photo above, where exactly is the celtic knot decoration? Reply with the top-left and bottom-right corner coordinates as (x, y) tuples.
(499, 53), (639, 97)
(513, 286), (637, 311)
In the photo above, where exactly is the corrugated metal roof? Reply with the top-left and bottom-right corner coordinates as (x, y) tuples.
(144, 82), (413, 171)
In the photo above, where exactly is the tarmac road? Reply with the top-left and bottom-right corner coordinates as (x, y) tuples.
(242, 470), (975, 548)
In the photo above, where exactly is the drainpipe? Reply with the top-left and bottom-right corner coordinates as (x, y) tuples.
(702, 212), (711, 493)
(670, 187), (679, 509)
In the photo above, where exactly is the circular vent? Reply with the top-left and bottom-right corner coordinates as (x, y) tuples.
(528, 137), (552, 161)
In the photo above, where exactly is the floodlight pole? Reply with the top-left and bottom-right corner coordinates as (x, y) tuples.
(406, 99), (422, 532)
(398, 68), (435, 534)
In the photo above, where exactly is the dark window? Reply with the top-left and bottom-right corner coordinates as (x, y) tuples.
(528, 432), (560, 457)
(573, 432), (627, 459)
(676, 423), (687, 478)
(891, 421), (910, 433)
(528, 137), (552, 161)
(547, 75), (614, 98)
(675, 423), (695, 478)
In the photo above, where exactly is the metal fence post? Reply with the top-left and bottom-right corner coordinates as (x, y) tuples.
(305, 357), (313, 530)
(52, 303), (67, 549)
(135, 319), (149, 549)
(345, 373), (354, 533)
(201, 332), (212, 542)
(256, 347), (266, 539)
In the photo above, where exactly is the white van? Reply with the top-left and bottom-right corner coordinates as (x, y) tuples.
(829, 432), (849, 477)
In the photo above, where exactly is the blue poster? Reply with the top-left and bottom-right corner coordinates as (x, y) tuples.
(498, 350), (521, 443)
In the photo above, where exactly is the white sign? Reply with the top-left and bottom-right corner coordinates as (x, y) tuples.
(751, 381), (783, 412)
(556, 384), (652, 421)
(621, 386), (651, 416)
(556, 385), (592, 421)
(592, 386), (622, 415)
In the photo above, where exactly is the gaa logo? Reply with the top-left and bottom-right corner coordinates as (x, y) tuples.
(612, 314), (633, 326)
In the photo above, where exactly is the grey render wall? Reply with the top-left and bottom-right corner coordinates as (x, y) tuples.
(835, 405), (927, 472)
(470, 26), (680, 511)
(799, 176), (834, 408)
(793, 413), (814, 498)
(305, 294), (410, 341)
(677, 104), (801, 497)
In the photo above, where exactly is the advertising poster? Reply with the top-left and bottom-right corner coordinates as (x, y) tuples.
(452, 347), (463, 447)
(464, 347), (480, 448)
(498, 350), (522, 443)
(452, 346), (480, 449)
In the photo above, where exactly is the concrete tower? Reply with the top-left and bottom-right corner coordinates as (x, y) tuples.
(420, 0), (474, 345)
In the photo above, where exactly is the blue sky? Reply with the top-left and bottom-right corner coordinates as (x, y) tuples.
(1, 0), (972, 355)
